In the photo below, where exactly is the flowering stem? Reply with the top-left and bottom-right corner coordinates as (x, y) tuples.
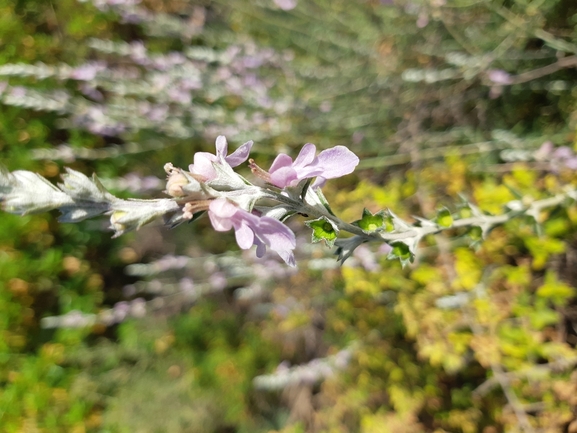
(264, 186), (577, 249)
(262, 188), (370, 237)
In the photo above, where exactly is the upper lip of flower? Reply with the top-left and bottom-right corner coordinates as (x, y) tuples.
(188, 135), (253, 182)
(266, 143), (360, 188)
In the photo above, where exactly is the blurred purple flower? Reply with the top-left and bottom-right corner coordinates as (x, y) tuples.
(416, 13), (429, 28)
(78, 83), (104, 101)
(553, 146), (573, 159)
(70, 62), (106, 81)
(352, 244), (380, 272)
(535, 141), (577, 171)
(208, 198), (296, 266)
(9, 86), (27, 98)
(274, 0), (297, 10)
(130, 298), (147, 318)
(208, 272), (228, 290)
(268, 143), (359, 188)
(488, 69), (512, 85)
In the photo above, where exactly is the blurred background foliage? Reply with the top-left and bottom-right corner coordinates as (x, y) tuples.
(1, 0), (577, 432)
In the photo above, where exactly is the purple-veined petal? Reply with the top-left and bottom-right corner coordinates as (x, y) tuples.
(276, 249), (296, 267)
(215, 135), (228, 159)
(311, 177), (327, 188)
(313, 146), (359, 179)
(292, 143), (317, 169)
(268, 143), (359, 188)
(235, 222), (255, 249)
(255, 240), (267, 258)
(208, 198), (237, 231)
(270, 166), (298, 188)
(207, 198), (296, 266)
(269, 153), (294, 173)
(208, 212), (233, 231)
(226, 140), (254, 167)
(255, 216), (296, 265)
(209, 198), (238, 218)
(189, 151), (218, 180)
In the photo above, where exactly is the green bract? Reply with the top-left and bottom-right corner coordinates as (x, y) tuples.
(305, 216), (339, 248)
(353, 208), (388, 233)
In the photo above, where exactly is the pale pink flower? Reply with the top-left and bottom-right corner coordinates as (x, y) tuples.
(208, 198), (296, 266)
(268, 143), (359, 188)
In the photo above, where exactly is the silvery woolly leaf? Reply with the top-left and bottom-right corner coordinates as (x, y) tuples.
(282, 178), (313, 201)
(256, 204), (297, 222)
(334, 235), (367, 265)
(109, 198), (180, 238)
(304, 186), (336, 216)
(219, 186), (266, 212)
(0, 167), (74, 215)
(57, 169), (117, 222)
(207, 160), (248, 191)
(58, 168), (116, 202)
(386, 209), (412, 231)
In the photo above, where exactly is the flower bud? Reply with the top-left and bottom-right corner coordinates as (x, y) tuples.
(110, 210), (128, 234)
(166, 171), (189, 197)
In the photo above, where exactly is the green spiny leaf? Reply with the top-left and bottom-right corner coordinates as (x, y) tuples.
(353, 208), (387, 233)
(387, 241), (414, 268)
(305, 216), (339, 248)
(436, 207), (453, 228)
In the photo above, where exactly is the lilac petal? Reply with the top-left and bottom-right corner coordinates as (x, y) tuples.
(207, 199), (296, 266)
(209, 198), (238, 218)
(311, 177), (327, 188)
(269, 153), (294, 173)
(313, 146), (359, 179)
(208, 212), (233, 231)
(190, 152), (218, 180)
(208, 211), (234, 231)
(226, 140), (254, 167)
(208, 199), (237, 231)
(215, 135), (228, 159)
(255, 240), (267, 258)
(256, 216), (296, 265)
(235, 221), (255, 249)
(277, 250), (296, 267)
(293, 143), (317, 169)
(270, 166), (298, 188)
(260, 222), (296, 250)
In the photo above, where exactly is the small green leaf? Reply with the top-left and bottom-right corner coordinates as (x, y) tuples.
(459, 206), (473, 219)
(387, 241), (414, 268)
(353, 208), (387, 233)
(468, 226), (483, 241)
(384, 214), (395, 232)
(305, 216), (339, 248)
(436, 207), (453, 228)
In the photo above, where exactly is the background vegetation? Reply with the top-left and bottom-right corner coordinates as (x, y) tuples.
(1, 0), (577, 432)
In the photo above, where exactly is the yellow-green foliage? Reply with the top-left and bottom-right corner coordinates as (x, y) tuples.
(3, 0), (577, 432)
(331, 158), (577, 431)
